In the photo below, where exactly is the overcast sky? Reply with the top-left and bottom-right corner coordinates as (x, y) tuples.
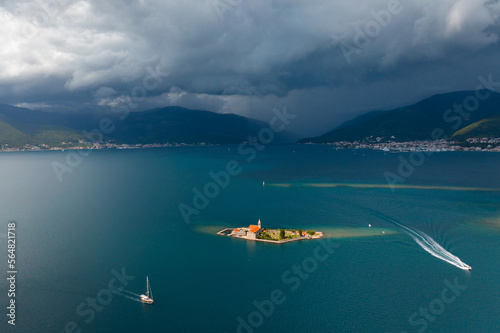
(1, 0), (500, 136)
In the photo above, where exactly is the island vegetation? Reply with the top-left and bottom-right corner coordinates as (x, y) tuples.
(258, 228), (319, 241)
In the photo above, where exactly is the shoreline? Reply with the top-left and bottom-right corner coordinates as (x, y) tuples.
(3, 142), (500, 153)
(300, 139), (500, 152)
(0, 143), (218, 153)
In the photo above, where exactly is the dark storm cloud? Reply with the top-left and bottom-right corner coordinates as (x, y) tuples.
(1, 0), (500, 135)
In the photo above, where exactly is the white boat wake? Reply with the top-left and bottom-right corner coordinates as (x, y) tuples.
(120, 289), (142, 297)
(111, 289), (142, 302)
(382, 215), (471, 271)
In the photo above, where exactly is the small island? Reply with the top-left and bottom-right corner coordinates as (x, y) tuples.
(217, 219), (323, 243)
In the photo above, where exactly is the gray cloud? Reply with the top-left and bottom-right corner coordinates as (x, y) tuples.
(1, 0), (500, 136)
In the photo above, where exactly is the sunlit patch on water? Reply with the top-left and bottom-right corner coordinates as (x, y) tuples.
(268, 182), (500, 192)
(191, 224), (232, 236)
(473, 216), (500, 231)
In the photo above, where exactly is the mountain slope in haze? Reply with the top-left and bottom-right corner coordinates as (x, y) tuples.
(0, 119), (33, 147)
(334, 110), (391, 130)
(0, 104), (86, 147)
(300, 91), (500, 143)
(111, 106), (296, 144)
(0, 104), (296, 148)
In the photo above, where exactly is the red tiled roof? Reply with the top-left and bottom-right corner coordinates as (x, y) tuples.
(248, 225), (261, 233)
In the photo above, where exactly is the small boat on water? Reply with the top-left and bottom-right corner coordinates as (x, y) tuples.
(140, 276), (154, 304)
(464, 264), (472, 271)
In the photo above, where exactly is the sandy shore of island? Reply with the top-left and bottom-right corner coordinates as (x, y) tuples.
(192, 224), (398, 240)
(320, 226), (398, 238)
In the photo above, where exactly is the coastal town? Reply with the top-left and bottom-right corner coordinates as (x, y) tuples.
(3, 137), (500, 153)
(217, 219), (323, 244)
(0, 141), (208, 152)
(307, 137), (500, 152)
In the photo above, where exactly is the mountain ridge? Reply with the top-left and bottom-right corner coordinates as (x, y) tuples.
(0, 104), (296, 148)
(299, 90), (500, 143)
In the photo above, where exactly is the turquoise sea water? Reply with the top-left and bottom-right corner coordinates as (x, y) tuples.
(0, 146), (499, 332)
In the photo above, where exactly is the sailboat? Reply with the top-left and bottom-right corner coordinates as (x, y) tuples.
(140, 276), (154, 304)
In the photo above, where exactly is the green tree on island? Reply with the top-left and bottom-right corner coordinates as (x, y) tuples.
(279, 229), (285, 240)
(298, 229), (303, 237)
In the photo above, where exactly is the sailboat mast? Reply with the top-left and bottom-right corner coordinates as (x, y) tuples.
(149, 279), (153, 300)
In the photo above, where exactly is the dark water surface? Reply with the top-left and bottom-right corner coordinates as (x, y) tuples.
(0, 146), (499, 332)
